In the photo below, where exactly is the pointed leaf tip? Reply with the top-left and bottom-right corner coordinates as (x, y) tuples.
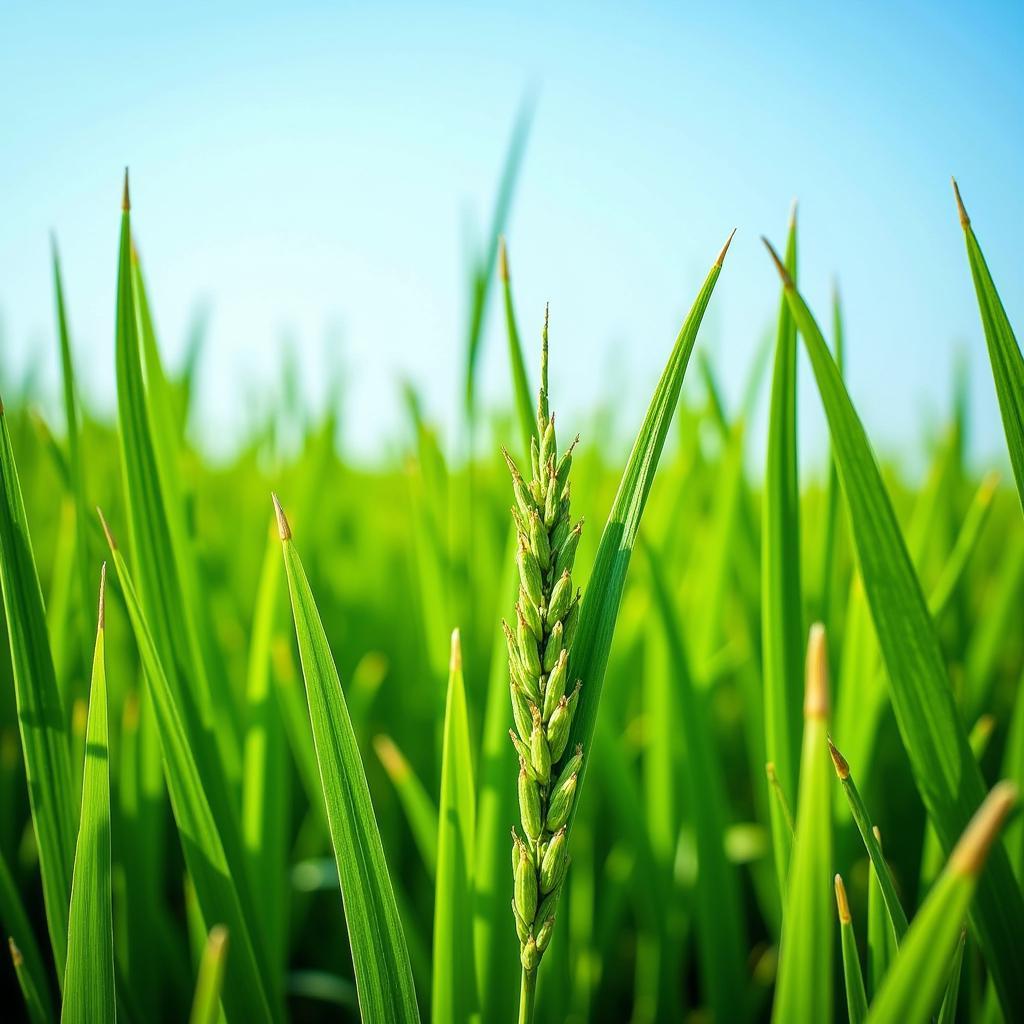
(804, 623), (830, 719)
(951, 177), (969, 228)
(271, 493), (291, 540)
(122, 168), (130, 212)
(949, 780), (1017, 877)
(834, 874), (851, 923)
(715, 228), (737, 267)
(499, 236), (509, 281)
(8, 938), (22, 967)
(827, 736), (850, 779)
(789, 199), (798, 229)
(98, 562), (107, 630)
(762, 236), (794, 289)
(96, 507), (117, 551)
(450, 628), (462, 672)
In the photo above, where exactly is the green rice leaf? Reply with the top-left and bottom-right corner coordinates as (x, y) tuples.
(762, 210), (803, 901)
(432, 630), (477, 1024)
(472, 532), (521, 1024)
(274, 495), (420, 1023)
(0, 848), (54, 1021)
(0, 399), (76, 982)
(374, 735), (439, 879)
(241, 524), (289, 1007)
(834, 875), (868, 1024)
(827, 740), (909, 946)
(188, 926), (229, 1024)
(765, 239), (1024, 1016)
(936, 927), (966, 1024)
(498, 238), (536, 456)
(564, 232), (732, 822)
(953, 181), (1024, 512)
(464, 102), (532, 419)
(9, 938), (50, 1024)
(866, 782), (1017, 1024)
(100, 516), (274, 1022)
(645, 544), (746, 1023)
(61, 567), (115, 1023)
(51, 239), (94, 652)
(772, 625), (832, 1024)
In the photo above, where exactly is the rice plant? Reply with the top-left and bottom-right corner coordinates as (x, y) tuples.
(0, 164), (1021, 1024)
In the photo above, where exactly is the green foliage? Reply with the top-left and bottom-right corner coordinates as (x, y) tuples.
(0, 174), (1021, 1024)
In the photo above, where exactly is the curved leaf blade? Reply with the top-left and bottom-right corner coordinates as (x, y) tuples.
(61, 568), (115, 1023)
(765, 240), (1024, 1016)
(274, 496), (420, 1024)
(432, 630), (476, 1024)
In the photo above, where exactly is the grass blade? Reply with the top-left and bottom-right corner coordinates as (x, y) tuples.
(189, 926), (229, 1024)
(498, 238), (536, 456)
(374, 735), (439, 879)
(646, 543), (746, 1021)
(61, 567), (115, 1023)
(765, 238), (1024, 1015)
(953, 181), (1024, 512)
(10, 938), (49, 1024)
(564, 232), (733, 822)
(100, 514), (274, 1022)
(866, 782), (1017, 1024)
(762, 209), (803, 901)
(772, 625), (833, 1024)
(432, 630), (477, 1024)
(827, 739), (909, 943)
(51, 239), (94, 655)
(866, 827), (897, 996)
(274, 495), (420, 1023)
(937, 927), (966, 1024)
(0, 849), (54, 1021)
(834, 874), (868, 1024)
(0, 401), (76, 981)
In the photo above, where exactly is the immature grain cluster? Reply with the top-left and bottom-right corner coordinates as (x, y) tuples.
(504, 315), (584, 976)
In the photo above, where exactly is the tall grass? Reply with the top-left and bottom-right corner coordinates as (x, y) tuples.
(0, 169), (1021, 1024)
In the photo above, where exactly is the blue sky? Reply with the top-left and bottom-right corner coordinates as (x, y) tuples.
(2, 2), (1022, 468)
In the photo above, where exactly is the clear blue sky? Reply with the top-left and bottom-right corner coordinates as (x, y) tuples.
(2, 2), (1022, 468)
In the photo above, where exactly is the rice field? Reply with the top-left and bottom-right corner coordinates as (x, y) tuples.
(0, 163), (1022, 1024)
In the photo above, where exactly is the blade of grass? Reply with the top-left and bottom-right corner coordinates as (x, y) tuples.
(274, 495), (420, 1023)
(762, 209), (802, 903)
(241, 523), (289, 1009)
(100, 512), (274, 1022)
(765, 238), (1024, 1015)
(374, 735), (439, 879)
(188, 926), (229, 1024)
(772, 625), (833, 1024)
(866, 782), (1017, 1024)
(473, 529), (522, 1024)
(0, 848), (54, 1021)
(131, 248), (241, 780)
(464, 101), (533, 419)
(564, 232), (733, 828)
(432, 630), (476, 1024)
(819, 281), (846, 627)
(928, 471), (999, 620)
(10, 938), (49, 1024)
(834, 874), (868, 1024)
(51, 239), (94, 656)
(937, 928), (967, 1024)
(0, 399), (76, 981)
(953, 181), (1024, 512)
(61, 566), (115, 1023)
(645, 544), (746, 1023)
(827, 739), (909, 944)
(866, 827), (897, 997)
(498, 238), (536, 456)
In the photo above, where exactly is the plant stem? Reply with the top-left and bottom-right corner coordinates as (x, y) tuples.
(518, 967), (537, 1024)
